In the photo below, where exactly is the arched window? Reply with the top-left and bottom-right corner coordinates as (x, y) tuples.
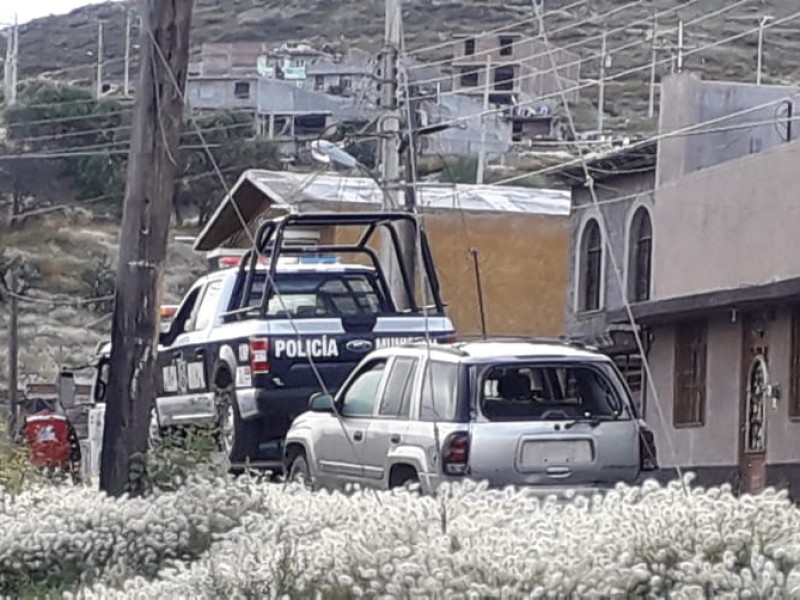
(579, 219), (602, 311)
(629, 208), (653, 302)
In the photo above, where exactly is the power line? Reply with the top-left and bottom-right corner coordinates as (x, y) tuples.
(411, 8), (800, 137)
(405, 0), (590, 58)
(531, 0), (687, 494)
(408, 0), (742, 94)
(406, 0), (648, 74)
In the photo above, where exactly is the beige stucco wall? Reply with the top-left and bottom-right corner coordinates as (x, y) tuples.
(329, 209), (569, 337)
(646, 308), (800, 469)
(653, 139), (800, 300)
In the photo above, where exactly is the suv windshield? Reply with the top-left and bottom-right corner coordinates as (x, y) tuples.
(237, 272), (387, 318)
(478, 362), (627, 422)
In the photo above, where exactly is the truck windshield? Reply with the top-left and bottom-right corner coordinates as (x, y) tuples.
(478, 362), (628, 422)
(239, 272), (387, 318)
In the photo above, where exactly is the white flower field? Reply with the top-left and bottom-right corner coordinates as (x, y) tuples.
(2, 473), (800, 598)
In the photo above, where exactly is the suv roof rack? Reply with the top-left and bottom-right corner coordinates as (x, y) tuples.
(403, 340), (469, 357)
(454, 335), (598, 352)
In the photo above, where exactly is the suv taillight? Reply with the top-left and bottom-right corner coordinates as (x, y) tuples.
(249, 337), (270, 374)
(442, 431), (470, 475)
(639, 423), (658, 471)
(438, 334), (458, 344)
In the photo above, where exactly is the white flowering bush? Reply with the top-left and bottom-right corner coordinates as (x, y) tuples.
(2, 473), (800, 598)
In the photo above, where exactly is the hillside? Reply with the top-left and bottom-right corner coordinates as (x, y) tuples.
(0, 216), (207, 388)
(7, 0), (800, 131)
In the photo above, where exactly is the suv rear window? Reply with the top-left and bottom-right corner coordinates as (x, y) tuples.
(479, 363), (627, 422)
(235, 272), (387, 318)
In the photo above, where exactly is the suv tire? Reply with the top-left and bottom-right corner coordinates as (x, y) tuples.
(288, 452), (313, 490)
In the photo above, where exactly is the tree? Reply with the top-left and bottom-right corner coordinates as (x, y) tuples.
(174, 111), (280, 226)
(2, 81), (130, 217)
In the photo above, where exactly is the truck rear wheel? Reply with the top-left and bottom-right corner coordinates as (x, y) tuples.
(214, 382), (239, 460)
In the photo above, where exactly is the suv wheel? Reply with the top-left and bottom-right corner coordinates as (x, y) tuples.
(288, 452), (313, 490)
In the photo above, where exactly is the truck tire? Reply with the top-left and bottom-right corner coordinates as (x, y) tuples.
(214, 380), (240, 460)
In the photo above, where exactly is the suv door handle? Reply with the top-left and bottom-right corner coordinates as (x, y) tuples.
(353, 430), (363, 441)
(390, 433), (401, 444)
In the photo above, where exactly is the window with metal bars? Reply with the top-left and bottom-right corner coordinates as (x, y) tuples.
(673, 320), (707, 427)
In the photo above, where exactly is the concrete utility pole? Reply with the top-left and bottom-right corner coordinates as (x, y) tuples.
(676, 18), (684, 73)
(756, 16), (772, 85)
(3, 15), (18, 106)
(598, 29), (608, 133)
(379, 0), (408, 307)
(95, 21), (105, 99)
(124, 11), (132, 96)
(476, 55), (491, 185)
(100, 0), (194, 497)
(648, 17), (658, 119)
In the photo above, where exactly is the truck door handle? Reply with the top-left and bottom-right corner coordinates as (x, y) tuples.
(390, 433), (401, 444)
(353, 431), (363, 441)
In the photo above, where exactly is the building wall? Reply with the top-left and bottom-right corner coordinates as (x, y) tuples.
(452, 35), (580, 102)
(653, 138), (800, 300)
(328, 210), (569, 337)
(657, 73), (799, 186)
(645, 307), (800, 494)
(186, 78), (258, 111)
(564, 171), (655, 341)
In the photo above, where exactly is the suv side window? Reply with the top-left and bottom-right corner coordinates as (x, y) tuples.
(378, 357), (417, 418)
(419, 360), (459, 421)
(340, 360), (387, 417)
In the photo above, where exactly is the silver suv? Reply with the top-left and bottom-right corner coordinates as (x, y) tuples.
(283, 339), (658, 495)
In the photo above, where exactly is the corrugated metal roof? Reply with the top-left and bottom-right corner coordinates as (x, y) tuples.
(244, 171), (571, 216)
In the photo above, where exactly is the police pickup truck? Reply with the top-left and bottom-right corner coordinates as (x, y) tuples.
(93, 211), (456, 472)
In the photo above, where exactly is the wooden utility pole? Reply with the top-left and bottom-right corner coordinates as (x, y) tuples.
(100, 0), (194, 496)
(8, 270), (19, 435)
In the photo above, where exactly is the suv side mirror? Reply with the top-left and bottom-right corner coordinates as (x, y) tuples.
(309, 392), (334, 412)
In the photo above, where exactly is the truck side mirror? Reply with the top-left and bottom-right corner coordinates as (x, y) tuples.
(309, 392), (334, 412)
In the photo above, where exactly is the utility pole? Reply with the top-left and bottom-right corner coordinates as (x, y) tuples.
(648, 17), (658, 119)
(379, 0), (407, 308)
(476, 55), (491, 185)
(757, 16), (772, 85)
(676, 18), (684, 73)
(3, 15), (18, 106)
(124, 11), (132, 96)
(95, 21), (105, 99)
(7, 270), (19, 436)
(100, 0), (195, 497)
(598, 29), (608, 133)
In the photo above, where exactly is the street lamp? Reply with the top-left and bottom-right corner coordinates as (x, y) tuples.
(309, 139), (396, 208)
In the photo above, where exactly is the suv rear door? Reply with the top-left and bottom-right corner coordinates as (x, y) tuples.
(466, 360), (641, 488)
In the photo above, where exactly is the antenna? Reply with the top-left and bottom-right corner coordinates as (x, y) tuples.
(469, 247), (487, 339)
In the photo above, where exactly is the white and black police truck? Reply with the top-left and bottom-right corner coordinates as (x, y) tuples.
(90, 211), (456, 473)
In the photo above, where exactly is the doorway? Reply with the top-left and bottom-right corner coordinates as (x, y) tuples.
(739, 314), (769, 495)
